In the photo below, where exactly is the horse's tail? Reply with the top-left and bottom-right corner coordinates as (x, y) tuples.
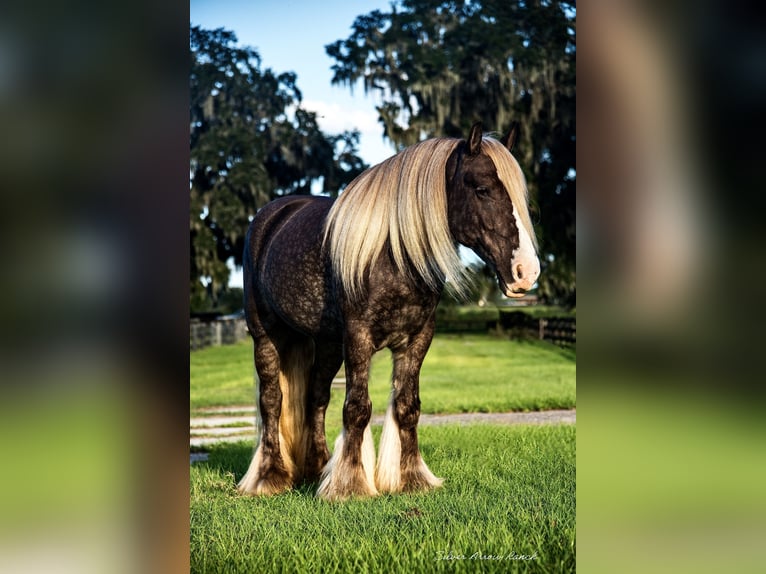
(275, 339), (314, 481)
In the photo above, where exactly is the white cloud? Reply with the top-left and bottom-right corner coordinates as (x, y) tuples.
(302, 99), (378, 134)
(302, 98), (393, 165)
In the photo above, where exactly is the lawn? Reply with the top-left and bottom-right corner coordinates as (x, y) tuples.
(190, 424), (576, 573)
(190, 334), (576, 418)
(191, 332), (576, 572)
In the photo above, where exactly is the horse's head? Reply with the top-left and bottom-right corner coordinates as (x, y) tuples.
(447, 122), (540, 298)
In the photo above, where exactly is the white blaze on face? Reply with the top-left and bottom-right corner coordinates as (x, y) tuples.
(506, 203), (540, 297)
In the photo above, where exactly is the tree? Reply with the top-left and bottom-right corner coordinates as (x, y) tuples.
(190, 26), (366, 311)
(326, 0), (575, 305)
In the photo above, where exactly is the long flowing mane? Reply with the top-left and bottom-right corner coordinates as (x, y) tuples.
(324, 135), (533, 299)
(482, 137), (537, 251)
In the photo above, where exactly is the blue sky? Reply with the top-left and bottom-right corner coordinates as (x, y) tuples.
(191, 0), (396, 167)
(191, 1), (398, 288)
(191, 1), (490, 288)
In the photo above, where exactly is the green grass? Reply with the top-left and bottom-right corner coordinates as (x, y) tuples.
(191, 424), (575, 573)
(191, 332), (576, 572)
(191, 334), (576, 417)
(190, 342), (260, 411)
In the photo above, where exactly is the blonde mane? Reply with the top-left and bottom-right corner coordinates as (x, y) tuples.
(323, 135), (534, 300)
(481, 137), (537, 251)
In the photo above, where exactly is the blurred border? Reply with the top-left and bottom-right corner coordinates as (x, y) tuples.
(579, 1), (766, 573)
(0, 1), (190, 572)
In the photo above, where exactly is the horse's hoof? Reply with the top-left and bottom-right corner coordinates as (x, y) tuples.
(316, 481), (379, 502)
(238, 480), (292, 496)
(400, 458), (444, 493)
(316, 467), (379, 501)
(400, 473), (444, 493)
(238, 467), (294, 496)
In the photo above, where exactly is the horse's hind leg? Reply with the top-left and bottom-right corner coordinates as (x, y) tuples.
(237, 335), (294, 496)
(303, 342), (343, 483)
(376, 319), (443, 493)
(316, 331), (378, 500)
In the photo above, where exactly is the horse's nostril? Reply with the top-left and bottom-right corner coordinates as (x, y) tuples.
(515, 263), (524, 280)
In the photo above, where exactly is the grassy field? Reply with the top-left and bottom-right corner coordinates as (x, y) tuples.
(191, 334), (576, 418)
(191, 424), (575, 573)
(191, 333), (576, 571)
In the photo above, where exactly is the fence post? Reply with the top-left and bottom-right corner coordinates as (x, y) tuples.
(539, 318), (546, 341)
(191, 322), (200, 350)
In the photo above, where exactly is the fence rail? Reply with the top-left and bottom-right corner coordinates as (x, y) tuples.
(190, 318), (249, 351)
(497, 311), (576, 347)
(537, 317), (576, 346)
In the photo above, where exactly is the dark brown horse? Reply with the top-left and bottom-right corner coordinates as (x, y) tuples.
(237, 122), (540, 501)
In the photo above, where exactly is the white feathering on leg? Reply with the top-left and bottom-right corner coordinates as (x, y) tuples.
(236, 442), (263, 494)
(375, 391), (402, 492)
(316, 430), (345, 499)
(237, 379), (265, 495)
(316, 426), (379, 500)
(361, 423), (377, 489)
(414, 454), (444, 488)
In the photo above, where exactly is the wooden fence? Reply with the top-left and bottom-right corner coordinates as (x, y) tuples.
(190, 317), (249, 351)
(497, 311), (576, 347)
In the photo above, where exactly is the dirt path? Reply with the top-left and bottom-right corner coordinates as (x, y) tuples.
(190, 407), (575, 448)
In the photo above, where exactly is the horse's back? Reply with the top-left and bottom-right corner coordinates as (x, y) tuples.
(245, 195), (331, 267)
(246, 194), (326, 244)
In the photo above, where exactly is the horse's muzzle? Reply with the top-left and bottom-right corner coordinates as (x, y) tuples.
(502, 257), (540, 297)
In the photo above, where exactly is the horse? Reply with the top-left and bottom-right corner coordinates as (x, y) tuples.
(237, 122), (540, 501)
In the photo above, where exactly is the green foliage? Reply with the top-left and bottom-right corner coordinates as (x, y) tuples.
(502, 305), (575, 319)
(326, 1), (576, 305)
(190, 425), (576, 573)
(437, 262), (503, 309)
(214, 287), (244, 314)
(190, 26), (367, 308)
(190, 287), (244, 315)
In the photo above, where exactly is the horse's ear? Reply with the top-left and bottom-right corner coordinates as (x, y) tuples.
(468, 122), (483, 156)
(501, 121), (520, 153)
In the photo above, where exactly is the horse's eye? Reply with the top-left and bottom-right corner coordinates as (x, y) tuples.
(475, 186), (490, 198)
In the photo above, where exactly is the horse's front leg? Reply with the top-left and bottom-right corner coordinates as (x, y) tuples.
(316, 329), (378, 500)
(376, 319), (443, 493)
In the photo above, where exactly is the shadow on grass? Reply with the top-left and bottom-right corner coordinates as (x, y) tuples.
(194, 441), (325, 497)
(192, 439), (447, 502)
(512, 337), (576, 362)
(194, 440), (252, 482)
